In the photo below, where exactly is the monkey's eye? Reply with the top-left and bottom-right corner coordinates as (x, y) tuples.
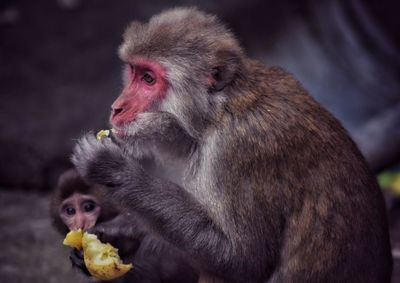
(142, 71), (155, 85)
(65, 207), (76, 216)
(83, 200), (97, 212)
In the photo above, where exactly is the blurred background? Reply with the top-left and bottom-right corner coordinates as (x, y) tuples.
(0, 0), (399, 282)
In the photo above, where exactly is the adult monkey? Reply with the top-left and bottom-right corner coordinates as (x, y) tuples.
(72, 7), (392, 283)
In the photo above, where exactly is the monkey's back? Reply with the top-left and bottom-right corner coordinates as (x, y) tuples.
(201, 62), (393, 282)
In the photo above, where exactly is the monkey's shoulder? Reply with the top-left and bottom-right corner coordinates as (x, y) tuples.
(261, 65), (308, 99)
(216, 61), (359, 165)
(244, 59), (301, 88)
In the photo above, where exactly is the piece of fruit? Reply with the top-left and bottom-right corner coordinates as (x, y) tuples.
(63, 231), (133, 280)
(63, 229), (83, 250)
(82, 233), (133, 280)
(96, 129), (110, 140)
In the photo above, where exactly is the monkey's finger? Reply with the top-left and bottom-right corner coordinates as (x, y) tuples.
(69, 249), (91, 277)
(73, 248), (84, 260)
(83, 131), (101, 147)
(100, 134), (120, 149)
(87, 225), (104, 236)
(109, 130), (124, 146)
(88, 225), (126, 247)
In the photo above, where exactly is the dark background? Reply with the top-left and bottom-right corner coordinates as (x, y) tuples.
(0, 0), (399, 282)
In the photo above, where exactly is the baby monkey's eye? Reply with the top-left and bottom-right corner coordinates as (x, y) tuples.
(83, 200), (97, 212)
(65, 207), (76, 216)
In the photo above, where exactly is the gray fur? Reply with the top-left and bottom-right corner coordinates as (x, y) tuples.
(72, 7), (392, 283)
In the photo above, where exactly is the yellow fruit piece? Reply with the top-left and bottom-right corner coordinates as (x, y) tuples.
(63, 231), (133, 281)
(82, 233), (133, 280)
(96, 129), (110, 140)
(63, 229), (83, 250)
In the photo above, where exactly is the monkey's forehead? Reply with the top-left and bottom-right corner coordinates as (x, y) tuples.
(118, 7), (241, 63)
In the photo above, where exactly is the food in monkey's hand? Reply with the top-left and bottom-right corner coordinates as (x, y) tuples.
(63, 230), (133, 280)
(96, 129), (111, 140)
(63, 229), (84, 250)
(82, 233), (133, 280)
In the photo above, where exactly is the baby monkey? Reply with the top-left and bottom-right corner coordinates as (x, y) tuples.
(50, 168), (198, 283)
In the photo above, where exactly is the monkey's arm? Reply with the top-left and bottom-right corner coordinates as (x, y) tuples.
(89, 214), (145, 241)
(91, 214), (143, 260)
(72, 134), (247, 278)
(90, 213), (199, 282)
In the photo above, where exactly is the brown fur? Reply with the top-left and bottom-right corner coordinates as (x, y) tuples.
(71, 7), (392, 283)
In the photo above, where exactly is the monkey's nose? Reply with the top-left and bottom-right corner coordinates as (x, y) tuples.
(111, 107), (124, 120)
(112, 107), (124, 116)
(72, 213), (87, 230)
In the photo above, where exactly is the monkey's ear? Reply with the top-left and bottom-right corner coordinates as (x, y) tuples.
(210, 49), (240, 92)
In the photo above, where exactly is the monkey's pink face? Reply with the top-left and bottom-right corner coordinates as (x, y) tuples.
(111, 58), (168, 129)
(59, 193), (101, 231)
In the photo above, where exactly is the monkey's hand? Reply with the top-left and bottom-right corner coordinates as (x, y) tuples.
(69, 248), (91, 277)
(88, 215), (144, 259)
(71, 132), (143, 187)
